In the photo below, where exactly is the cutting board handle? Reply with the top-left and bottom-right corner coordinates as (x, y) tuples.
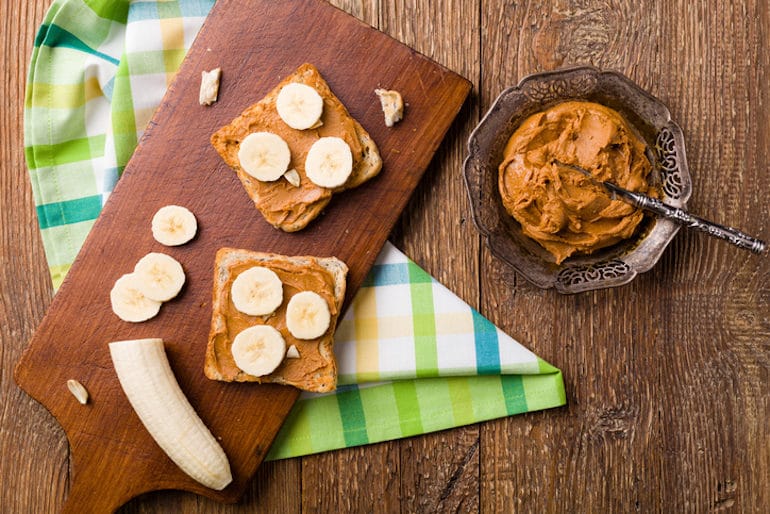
(61, 464), (133, 514)
(55, 419), (237, 513)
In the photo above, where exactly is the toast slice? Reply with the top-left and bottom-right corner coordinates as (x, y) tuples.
(211, 63), (382, 232)
(205, 247), (348, 393)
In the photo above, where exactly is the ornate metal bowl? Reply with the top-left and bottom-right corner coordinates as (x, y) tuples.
(463, 66), (691, 293)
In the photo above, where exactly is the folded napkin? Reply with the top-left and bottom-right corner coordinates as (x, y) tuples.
(24, 0), (566, 459)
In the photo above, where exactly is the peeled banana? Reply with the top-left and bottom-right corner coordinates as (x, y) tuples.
(109, 338), (232, 490)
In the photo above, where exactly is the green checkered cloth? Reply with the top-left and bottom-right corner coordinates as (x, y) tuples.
(25, 0), (566, 460)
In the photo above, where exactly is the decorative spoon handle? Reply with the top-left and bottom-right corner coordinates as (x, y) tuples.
(609, 185), (766, 254)
(554, 161), (767, 254)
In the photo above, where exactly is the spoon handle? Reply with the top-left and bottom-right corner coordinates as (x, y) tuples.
(613, 187), (767, 254)
(553, 161), (767, 254)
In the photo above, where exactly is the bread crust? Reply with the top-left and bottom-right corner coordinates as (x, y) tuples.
(205, 248), (348, 393)
(211, 63), (382, 232)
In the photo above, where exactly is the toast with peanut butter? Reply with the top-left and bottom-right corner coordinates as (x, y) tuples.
(204, 247), (347, 393)
(211, 63), (382, 232)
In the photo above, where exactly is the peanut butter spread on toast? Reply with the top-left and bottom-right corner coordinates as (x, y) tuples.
(211, 64), (367, 231)
(209, 259), (338, 386)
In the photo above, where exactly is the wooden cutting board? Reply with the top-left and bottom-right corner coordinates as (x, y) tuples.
(13, 0), (470, 512)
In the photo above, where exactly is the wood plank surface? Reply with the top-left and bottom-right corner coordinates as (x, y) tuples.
(10, 0), (470, 511)
(2, 0), (768, 513)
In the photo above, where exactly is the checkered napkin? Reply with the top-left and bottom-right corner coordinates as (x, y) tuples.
(24, 0), (565, 459)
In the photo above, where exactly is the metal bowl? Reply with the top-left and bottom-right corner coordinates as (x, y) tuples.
(463, 66), (691, 293)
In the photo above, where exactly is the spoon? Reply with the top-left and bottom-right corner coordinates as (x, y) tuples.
(554, 161), (767, 254)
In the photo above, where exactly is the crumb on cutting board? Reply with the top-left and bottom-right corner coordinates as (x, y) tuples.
(200, 68), (222, 106)
(374, 88), (404, 127)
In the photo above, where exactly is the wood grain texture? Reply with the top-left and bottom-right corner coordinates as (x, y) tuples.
(3, 0), (769, 513)
(480, 1), (769, 514)
(0, 1), (69, 513)
(384, 2), (483, 512)
(10, 0), (469, 511)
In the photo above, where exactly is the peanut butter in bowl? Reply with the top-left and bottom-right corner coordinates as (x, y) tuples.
(498, 100), (656, 264)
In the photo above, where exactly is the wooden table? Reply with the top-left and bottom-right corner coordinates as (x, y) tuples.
(2, 1), (768, 512)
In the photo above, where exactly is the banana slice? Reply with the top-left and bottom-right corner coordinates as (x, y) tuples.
(133, 252), (186, 302)
(285, 291), (331, 340)
(110, 338), (232, 490)
(110, 273), (162, 322)
(276, 82), (324, 130)
(231, 325), (286, 377)
(304, 137), (353, 188)
(230, 266), (283, 316)
(151, 205), (197, 246)
(238, 132), (291, 182)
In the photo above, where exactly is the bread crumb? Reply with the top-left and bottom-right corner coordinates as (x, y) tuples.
(199, 68), (221, 105)
(375, 88), (404, 127)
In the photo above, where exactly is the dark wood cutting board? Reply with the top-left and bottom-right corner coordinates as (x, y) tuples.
(13, 0), (470, 512)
